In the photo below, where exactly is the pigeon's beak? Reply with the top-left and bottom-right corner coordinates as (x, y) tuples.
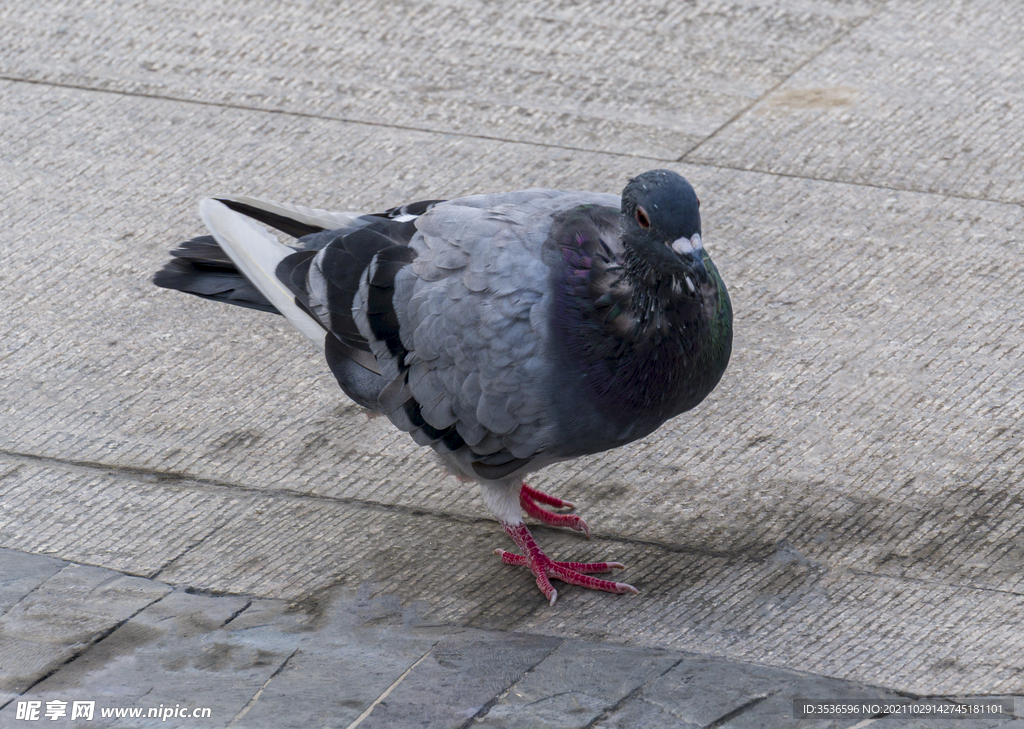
(670, 234), (709, 283)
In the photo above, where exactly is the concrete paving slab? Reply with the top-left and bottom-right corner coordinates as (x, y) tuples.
(0, 563), (169, 700)
(0, 455), (250, 577)
(594, 664), (881, 728)
(0, 549), (67, 706)
(0, 549), (1021, 728)
(2, 75), (1024, 696)
(12, 590), (265, 728)
(356, 629), (562, 729)
(9, 454), (1022, 698)
(600, 671), (1020, 728)
(0, 548), (65, 616)
(238, 626), (442, 729)
(687, 0), (1024, 203)
(0, 0), (882, 159)
(476, 640), (679, 728)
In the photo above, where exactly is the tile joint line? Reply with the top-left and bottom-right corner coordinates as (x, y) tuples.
(345, 645), (436, 729)
(227, 647), (300, 728)
(679, 0), (888, 162)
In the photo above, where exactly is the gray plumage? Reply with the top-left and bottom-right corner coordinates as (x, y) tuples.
(154, 170), (732, 604)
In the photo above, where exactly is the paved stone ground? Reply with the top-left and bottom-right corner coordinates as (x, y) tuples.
(1, 0), (1023, 726)
(0, 548), (1019, 728)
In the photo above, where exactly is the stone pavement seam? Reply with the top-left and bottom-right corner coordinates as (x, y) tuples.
(351, 648), (437, 729)
(226, 647), (299, 728)
(0, 74), (671, 164)
(0, 583), (169, 712)
(8, 64), (1021, 208)
(454, 641), (568, 729)
(678, 0), (889, 163)
(847, 567), (1024, 600)
(703, 693), (772, 729)
(149, 521), (239, 583)
(0, 558), (69, 623)
(0, 448), (493, 535)
(220, 600), (254, 628)
(584, 655), (686, 729)
(688, 158), (1024, 206)
(15, 445), (1024, 616)
(0, 448), (244, 495)
(4, 446), (764, 565)
(11, 445), (1024, 643)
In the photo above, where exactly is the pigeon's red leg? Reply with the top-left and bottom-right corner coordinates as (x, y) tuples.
(496, 522), (638, 605)
(520, 482), (591, 537)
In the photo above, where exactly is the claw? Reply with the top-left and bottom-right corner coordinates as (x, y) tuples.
(497, 522), (638, 603)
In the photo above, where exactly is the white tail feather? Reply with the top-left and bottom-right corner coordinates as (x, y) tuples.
(199, 199), (326, 348)
(217, 195), (366, 232)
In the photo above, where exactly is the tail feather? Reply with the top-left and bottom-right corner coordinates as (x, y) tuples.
(153, 235), (279, 314)
(155, 195), (389, 377)
(169, 235), (235, 265)
(217, 195), (366, 240)
(199, 198), (328, 348)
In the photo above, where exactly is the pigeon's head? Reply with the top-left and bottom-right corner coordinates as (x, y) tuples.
(620, 169), (708, 289)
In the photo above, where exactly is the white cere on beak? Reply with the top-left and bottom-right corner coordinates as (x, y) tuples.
(670, 233), (703, 256)
(685, 275), (696, 293)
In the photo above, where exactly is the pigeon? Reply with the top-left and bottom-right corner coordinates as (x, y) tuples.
(153, 169), (733, 605)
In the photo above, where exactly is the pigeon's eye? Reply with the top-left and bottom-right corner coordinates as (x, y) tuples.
(635, 206), (651, 229)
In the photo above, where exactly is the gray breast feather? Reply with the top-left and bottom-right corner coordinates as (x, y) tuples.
(364, 188), (620, 465)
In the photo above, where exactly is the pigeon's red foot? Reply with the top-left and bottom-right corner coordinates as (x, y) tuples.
(519, 482), (590, 537)
(496, 522), (638, 605)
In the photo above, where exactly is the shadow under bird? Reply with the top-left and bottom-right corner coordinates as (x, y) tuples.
(154, 169), (732, 605)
